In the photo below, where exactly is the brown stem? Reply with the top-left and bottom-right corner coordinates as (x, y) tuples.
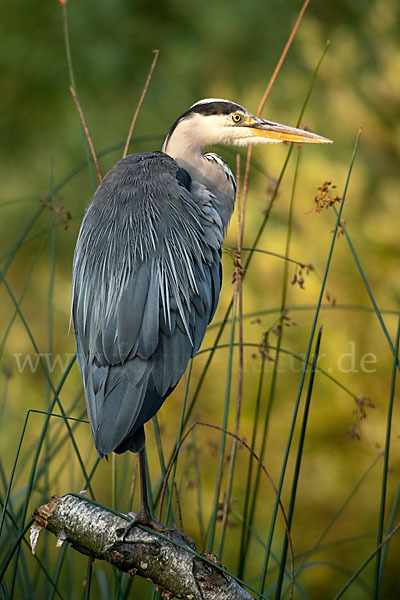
(69, 86), (102, 183)
(123, 49), (159, 158)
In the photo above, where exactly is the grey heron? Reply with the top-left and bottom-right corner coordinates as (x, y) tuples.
(72, 98), (331, 528)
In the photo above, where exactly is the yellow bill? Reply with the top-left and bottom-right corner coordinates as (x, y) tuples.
(248, 117), (332, 144)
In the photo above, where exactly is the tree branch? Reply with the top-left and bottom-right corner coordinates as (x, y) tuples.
(32, 494), (253, 600)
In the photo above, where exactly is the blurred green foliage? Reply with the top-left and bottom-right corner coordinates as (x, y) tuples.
(1, 0), (400, 598)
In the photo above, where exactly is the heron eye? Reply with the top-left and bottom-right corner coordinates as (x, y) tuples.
(232, 113), (242, 123)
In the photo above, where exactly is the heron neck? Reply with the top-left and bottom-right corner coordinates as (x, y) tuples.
(163, 140), (235, 230)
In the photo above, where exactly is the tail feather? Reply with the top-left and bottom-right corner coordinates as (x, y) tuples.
(83, 355), (170, 457)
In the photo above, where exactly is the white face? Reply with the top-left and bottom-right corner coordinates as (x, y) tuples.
(189, 112), (332, 148)
(188, 111), (316, 148)
(188, 112), (262, 147)
(190, 99), (332, 146)
(181, 111), (281, 150)
(219, 112), (284, 146)
(163, 99), (332, 153)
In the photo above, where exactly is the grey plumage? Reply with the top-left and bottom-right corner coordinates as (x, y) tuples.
(72, 152), (223, 456)
(72, 98), (331, 462)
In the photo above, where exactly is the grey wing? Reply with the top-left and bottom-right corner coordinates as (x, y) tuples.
(72, 152), (224, 457)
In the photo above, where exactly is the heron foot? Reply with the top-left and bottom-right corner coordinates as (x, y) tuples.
(123, 511), (195, 549)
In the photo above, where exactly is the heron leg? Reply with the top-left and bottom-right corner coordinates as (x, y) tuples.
(131, 448), (161, 528)
(123, 449), (195, 549)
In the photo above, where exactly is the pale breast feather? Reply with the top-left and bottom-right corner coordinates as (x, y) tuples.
(204, 152), (236, 193)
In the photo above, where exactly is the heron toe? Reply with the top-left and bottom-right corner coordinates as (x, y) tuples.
(124, 511), (195, 549)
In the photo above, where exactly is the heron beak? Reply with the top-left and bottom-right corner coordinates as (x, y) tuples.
(248, 118), (333, 144)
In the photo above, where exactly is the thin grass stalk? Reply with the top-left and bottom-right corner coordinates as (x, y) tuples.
(49, 541), (68, 600)
(208, 303), (237, 552)
(234, 505), (376, 599)
(0, 497), (65, 600)
(281, 149), (300, 299)
(153, 415), (167, 482)
(333, 522), (400, 600)
(38, 554), (65, 600)
(149, 586), (158, 600)
(258, 129), (362, 596)
(123, 50), (159, 158)
(243, 341), (281, 578)
(0, 518), (34, 583)
(85, 457), (102, 493)
(14, 554), (30, 600)
(172, 479), (184, 531)
(240, 147), (302, 577)
(379, 481), (400, 590)
(197, 340), (360, 401)
(256, 0), (310, 117)
(0, 275), (93, 497)
(170, 30), (330, 452)
(332, 206), (400, 371)
(61, 2), (96, 191)
(0, 385), (10, 450)
(175, 137), (286, 438)
(240, 247), (312, 268)
(2, 407), (87, 522)
(0, 134), (161, 265)
(255, 146), (301, 580)
(0, 361), (77, 557)
(266, 572), (311, 600)
(46, 194), (55, 387)
(163, 137), (290, 481)
(3, 19), (334, 596)
(282, 454), (382, 598)
(191, 427), (206, 547)
(218, 155), (243, 557)
(121, 571), (134, 600)
(111, 567), (125, 600)
(0, 411), (89, 595)
(0, 159), (89, 280)
(237, 354), (267, 578)
(243, 41), (331, 274)
(0, 205), (44, 278)
(207, 303), (400, 337)
(159, 420), (293, 599)
(0, 136), (143, 275)
(83, 558), (93, 600)
(294, 532), (377, 561)
(0, 235), (48, 361)
(43, 174), (57, 599)
(161, 360), (192, 524)
(69, 86), (102, 183)
(149, 586), (157, 600)
(42, 410), (87, 469)
(274, 327), (323, 599)
(240, 0), (310, 252)
(143, 448), (154, 516)
(216, 330), (241, 550)
(0, 408), (44, 535)
(373, 312), (400, 596)
(71, 494), (265, 599)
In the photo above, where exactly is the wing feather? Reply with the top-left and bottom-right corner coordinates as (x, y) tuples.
(72, 151), (230, 456)
(116, 263), (150, 362)
(137, 269), (160, 359)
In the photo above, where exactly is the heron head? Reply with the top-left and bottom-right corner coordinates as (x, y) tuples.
(163, 98), (332, 153)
